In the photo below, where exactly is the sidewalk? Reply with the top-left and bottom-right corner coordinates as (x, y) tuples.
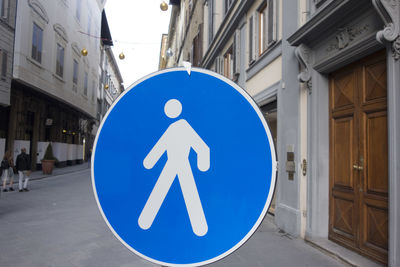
(2, 162), (90, 189)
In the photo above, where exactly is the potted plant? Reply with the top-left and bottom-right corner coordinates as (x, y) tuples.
(41, 143), (57, 174)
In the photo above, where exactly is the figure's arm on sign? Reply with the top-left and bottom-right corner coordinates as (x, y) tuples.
(187, 124), (210, 172)
(143, 133), (167, 169)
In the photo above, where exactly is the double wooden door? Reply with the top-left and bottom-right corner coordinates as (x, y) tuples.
(329, 51), (388, 264)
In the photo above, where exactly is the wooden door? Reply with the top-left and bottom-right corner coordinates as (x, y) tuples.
(329, 51), (388, 264)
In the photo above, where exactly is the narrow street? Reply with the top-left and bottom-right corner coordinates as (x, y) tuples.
(0, 168), (343, 267)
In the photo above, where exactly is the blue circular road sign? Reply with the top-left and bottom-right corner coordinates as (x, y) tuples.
(92, 68), (277, 266)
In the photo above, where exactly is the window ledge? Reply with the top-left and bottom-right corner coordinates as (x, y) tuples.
(52, 73), (65, 83)
(26, 56), (44, 69)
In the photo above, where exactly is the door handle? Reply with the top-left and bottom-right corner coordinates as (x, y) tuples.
(353, 164), (363, 171)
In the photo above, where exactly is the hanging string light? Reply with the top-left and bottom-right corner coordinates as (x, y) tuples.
(160, 1), (168, 11)
(77, 30), (161, 60)
(81, 48), (88, 56)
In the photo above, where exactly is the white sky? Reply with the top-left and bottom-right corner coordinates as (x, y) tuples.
(105, 1), (171, 88)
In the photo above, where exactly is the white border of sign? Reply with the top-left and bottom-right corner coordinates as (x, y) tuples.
(91, 67), (277, 267)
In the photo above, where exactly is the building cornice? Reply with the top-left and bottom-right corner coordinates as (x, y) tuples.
(287, 0), (371, 46)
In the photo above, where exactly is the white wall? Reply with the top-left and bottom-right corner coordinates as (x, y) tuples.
(77, 145), (83, 160)
(246, 56), (282, 96)
(52, 142), (68, 162)
(67, 144), (77, 161)
(0, 138), (5, 161)
(36, 141), (49, 163)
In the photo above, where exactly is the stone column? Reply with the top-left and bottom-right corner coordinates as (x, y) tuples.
(372, 1), (400, 265)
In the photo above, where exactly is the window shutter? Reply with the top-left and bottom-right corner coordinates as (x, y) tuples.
(216, 56), (224, 75)
(208, 0), (214, 45)
(233, 30), (240, 75)
(198, 23), (203, 66)
(268, 0), (277, 46)
(252, 11), (258, 61)
(220, 57), (225, 75)
(190, 42), (194, 64)
(1, 50), (7, 79)
(249, 15), (253, 63)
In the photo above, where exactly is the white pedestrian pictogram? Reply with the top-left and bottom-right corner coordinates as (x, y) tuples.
(138, 99), (210, 236)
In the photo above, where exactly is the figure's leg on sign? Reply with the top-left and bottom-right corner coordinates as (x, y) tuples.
(138, 163), (176, 230)
(178, 164), (208, 236)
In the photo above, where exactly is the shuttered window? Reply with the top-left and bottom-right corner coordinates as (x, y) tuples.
(233, 30), (240, 76)
(249, 14), (258, 64)
(224, 46), (233, 79)
(258, 0), (276, 55)
(192, 24), (203, 67)
(208, 0), (214, 45)
(224, 0), (234, 14)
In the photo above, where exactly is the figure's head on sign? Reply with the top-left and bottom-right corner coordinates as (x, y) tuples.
(92, 68), (276, 266)
(165, 99), (182, 119)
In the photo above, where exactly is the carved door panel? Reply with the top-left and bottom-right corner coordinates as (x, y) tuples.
(329, 51), (388, 264)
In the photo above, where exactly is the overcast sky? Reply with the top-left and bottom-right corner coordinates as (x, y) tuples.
(105, 1), (171, 88)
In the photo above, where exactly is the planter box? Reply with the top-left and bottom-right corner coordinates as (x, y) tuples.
(41, 160), (56, 174)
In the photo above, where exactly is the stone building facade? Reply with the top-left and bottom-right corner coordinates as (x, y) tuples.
(165, 0), (399, 265)
(0, 0), (17, 160)
(4, 0), (107, 169)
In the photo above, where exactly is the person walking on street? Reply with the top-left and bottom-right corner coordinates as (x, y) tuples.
(1, 151), (15, 192)
(1, 154), (10, 192)
(16, 148), (31, 192)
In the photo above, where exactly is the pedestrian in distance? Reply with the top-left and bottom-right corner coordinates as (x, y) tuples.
(1, 153), (10, 192)
(87, 148), (92, 168)
(1, 151), (15, 192)
(16, 148), (31, 192)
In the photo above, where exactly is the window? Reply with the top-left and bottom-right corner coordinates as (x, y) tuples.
(56, 44), (65, 77)
(73, 60), (78, 84)
(32, 23), (43, 63)
(83, 72), (88, 96)
(223, 46), (233, 79)
(87, 13), (91, 37)
(0, 50), (7, 79)
(75, 0), (81, 21)
(258, 0), (276, 55)
(192, 24), (203, 67)
(91, 80), (95, 102)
